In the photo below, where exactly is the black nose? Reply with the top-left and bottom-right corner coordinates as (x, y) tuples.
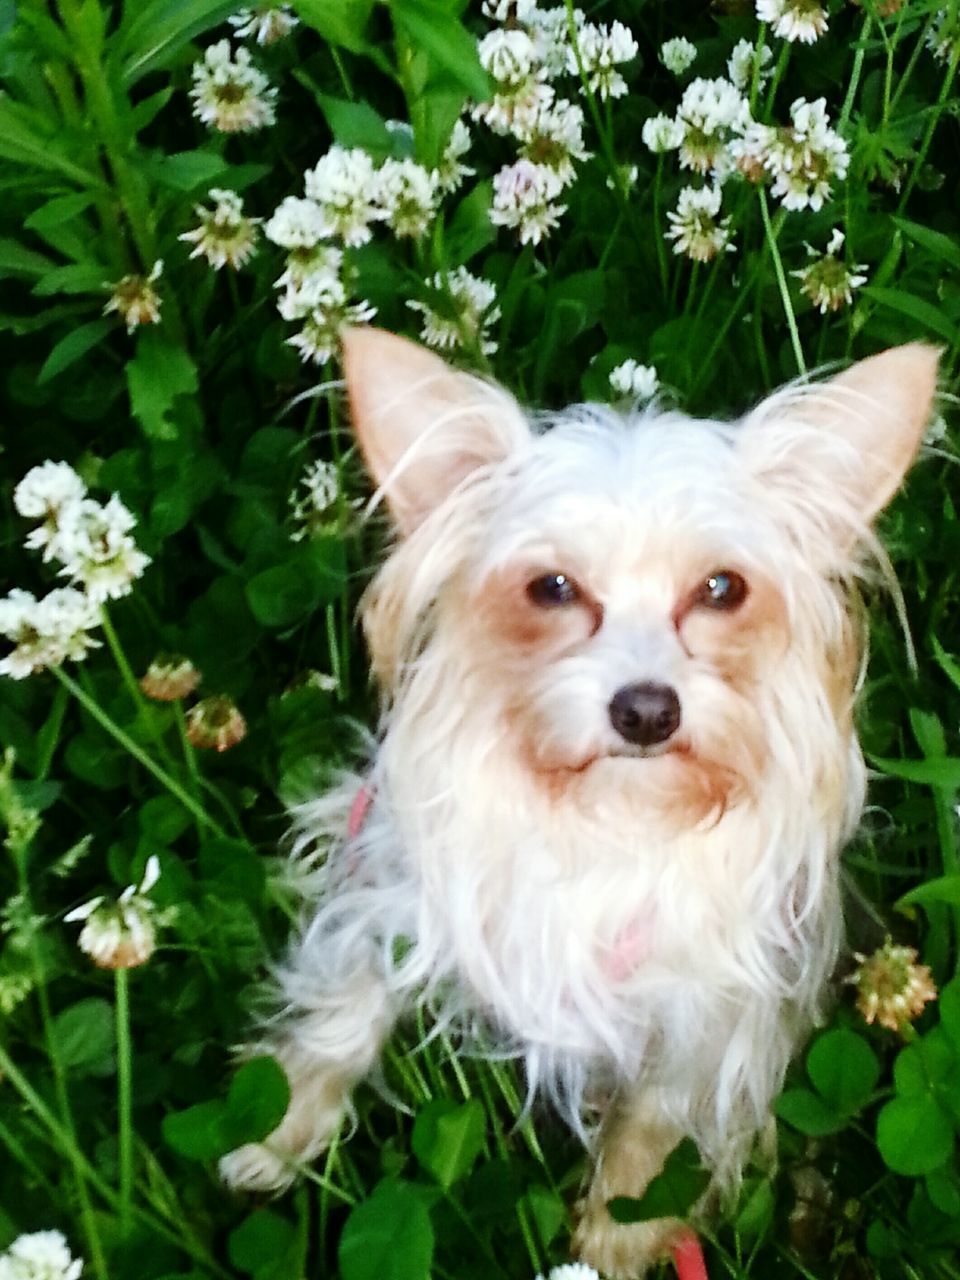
(608, 682), (681, 747)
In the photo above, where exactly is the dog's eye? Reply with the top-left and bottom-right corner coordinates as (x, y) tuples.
(526, 573), (581, 607)
(696, 571), (748, 610)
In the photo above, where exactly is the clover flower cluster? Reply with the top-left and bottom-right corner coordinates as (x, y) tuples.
(190, 39), (277, 133)
(792, 229), (868, 313)
(104, 260), (163, 333)
(756, 0), (828, 44)
(642, 62), (850, 264)
(228, 3), (298, 45)
(0, 463), (150, 680)
(65, 856), (164, 970)
(0, 1231), (82, 1280)
(475, 1), (637, 245)
(179, 189), (260, 270)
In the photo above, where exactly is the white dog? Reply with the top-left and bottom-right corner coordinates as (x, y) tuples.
(222, 330), (937, 1276)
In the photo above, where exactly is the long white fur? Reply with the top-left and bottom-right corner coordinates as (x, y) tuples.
(221, 343), (934, 1258)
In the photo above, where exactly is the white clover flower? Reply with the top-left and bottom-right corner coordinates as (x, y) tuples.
(665, 185), (734, 262)
(527, 4), (582, 80)
(478, 27), (540, 88)
(189, 40), (276, 133)
(15, 462), (87, 560)
(764, 97), (849, 211)
(756, 0), (828, 44)
(660, 37), (697, 76)
(571, 20), (638, 100)
(677, 77), (749, 178)
(54, 495), (150, 603)
(281, 275), (376, 365)
(514, 98), (590, 189)
(274, 245), (344, 295)
(437, 119), (475, 194)
(179, 188), (260, 270)
(727, 38), (774, 91)
(377, 158), (440, 239)
(490, 159), (566, 245)
(926, 9), (960, 63)
(0, 588), (101, 680)
(103, 260), (163, 333)
(609, 359), (659, 401)
(264, 196), (328, 249)
(0, 1230), (83, 1280)
(539, 1266), (600, 1280)
(289, 459), (341, 541)
(65, 856), (162, 970)
(303, 146), (384, 246)
(791, 229), (868, 313)
(641, 112), (684, 154)
(407, 267), (501, 356)
(228, 3), (298, 44)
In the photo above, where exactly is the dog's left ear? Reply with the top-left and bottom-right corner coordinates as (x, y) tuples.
(740, 342), (940, 542)
(341, 327), (529, 534)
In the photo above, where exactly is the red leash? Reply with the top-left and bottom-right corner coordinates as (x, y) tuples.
(672, 1232), (708, 1280)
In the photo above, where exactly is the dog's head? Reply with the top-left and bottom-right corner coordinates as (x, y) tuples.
(343, 330), (937, 826)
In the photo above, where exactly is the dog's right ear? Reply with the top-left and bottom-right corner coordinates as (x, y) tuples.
(341, 327), (530, 535)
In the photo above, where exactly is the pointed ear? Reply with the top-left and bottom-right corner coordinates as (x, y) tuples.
(740, 343), (939, 543)
(341, 327), (529, 534)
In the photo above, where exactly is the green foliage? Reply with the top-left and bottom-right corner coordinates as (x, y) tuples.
(3, 1), (960, 1278)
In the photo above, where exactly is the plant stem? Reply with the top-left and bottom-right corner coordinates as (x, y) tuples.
(897, 45), (960, 210)
(116, 967), (134, 1233)
(758, 190), (805, 375)
(52, 666), (225, 836)
(839, 15), (872, 134)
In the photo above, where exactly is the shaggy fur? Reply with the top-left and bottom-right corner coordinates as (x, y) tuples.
(221, 331), (938, 1277)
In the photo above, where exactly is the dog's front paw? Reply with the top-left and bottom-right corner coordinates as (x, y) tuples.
(219, 1142), (297, 1194)
(573, 1207), (684, 1280)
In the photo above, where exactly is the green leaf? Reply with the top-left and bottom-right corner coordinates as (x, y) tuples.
(228, 1210), (296, 1278)
(120, 0), (242, 84)
(162, 1099), (228, 1160)
(33, 263), (109, 297)
(607, 1138), (710, 1223)
(447, 180), (496, 266)
(806, 1028), (880, 1114)
(892, 216), (960, 273)
(517, 1184), (566, 1247)
(871, 755), (960, 788)
(862, 286), (957, 345)
(877, 1095), (955, 1175)
(411, 1099), (485, 1189)
(245, 539), (347, 628)
(898, 875), (960, 910)
(735, 1177), (775, 1242)
(293, 0), (375, 52)
(391, 0), (490, 99)
(941, 978), (960, 1048)
(126, 331), (199, 439)
(932, 636), (960, 696)
(146, 150), (229, 192)
(338, 1180), (435, 1280)
(24, 193), (95, 233)
(313, 94), (393, 156)
(926, 1167), (960, 1217)
(222, 1056), (291, 1147)
(52, 998), (115, 1075)
(0, 237), (55, 279)
(38, 319), (112, 383)
(775, 1087), (844, 1137)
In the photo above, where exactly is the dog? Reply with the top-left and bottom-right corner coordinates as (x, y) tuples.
(221, 329), (938, 1276)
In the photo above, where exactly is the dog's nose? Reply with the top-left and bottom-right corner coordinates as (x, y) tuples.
(608, 682), (681, 747)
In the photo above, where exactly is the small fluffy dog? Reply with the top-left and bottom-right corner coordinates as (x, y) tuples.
(223, 330), (938, 1276)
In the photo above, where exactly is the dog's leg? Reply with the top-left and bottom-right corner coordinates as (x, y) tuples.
(220, 970), (396, 1192)
(573, 1088), (688, 1280)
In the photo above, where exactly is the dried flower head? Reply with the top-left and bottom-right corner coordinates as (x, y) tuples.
(179, 188), (260, 270)
(849, 938), (937, 1032)
(185, 695), (247, 752)
(0, 1230), (83, 1280)
(140, 655), (202, 702)
(190, 39), (276, 133)
(65, 857), (162, 970)
(104, 260), (163, 333)
(228, 3), (298, 44)
(791, 228), (868, 313)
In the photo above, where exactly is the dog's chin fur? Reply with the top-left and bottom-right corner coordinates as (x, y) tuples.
(222, 332), (938, 1276)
